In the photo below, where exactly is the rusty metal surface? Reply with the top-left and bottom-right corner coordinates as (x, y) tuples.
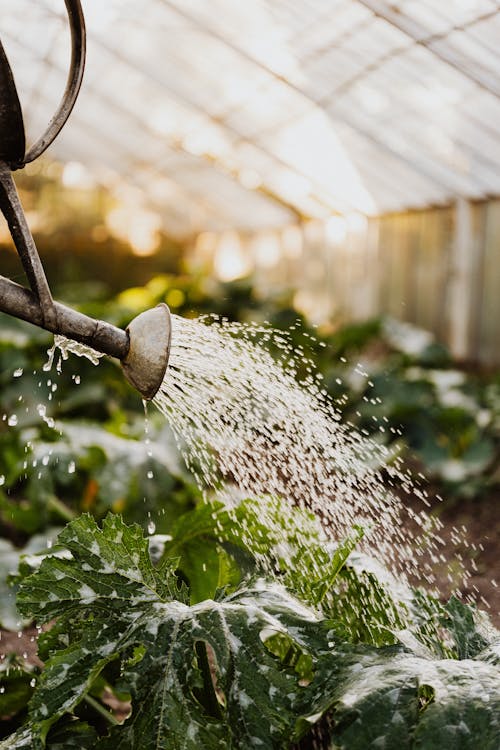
(0, 1), (127, 360)
(0, 161), (57, 327)
(122, 304), (172, 400)
(0, 0), (86, 314)
(0, 272), (170, 399)
(0, 38), (25, 166)
(0, 1), (172, 398)
(0, 274), (130, 359)
(0, 0), (85, 169)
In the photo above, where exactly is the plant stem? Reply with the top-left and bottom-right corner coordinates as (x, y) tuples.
(83, 694), (120, 726)
(195, 640), (223, 720)
(47, 494), (76, 522)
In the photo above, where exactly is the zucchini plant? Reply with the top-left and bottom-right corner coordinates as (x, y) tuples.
(1, 503), (499, 749)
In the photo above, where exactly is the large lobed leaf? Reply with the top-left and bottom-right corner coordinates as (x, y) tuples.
(17, 513), (184, 622)
(328, 646), (500, 749)
(15, 514), (341, 749)
(95, 582), (340, 750)
(13, 512), (500, 750)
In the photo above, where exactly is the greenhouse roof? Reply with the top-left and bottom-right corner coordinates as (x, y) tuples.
(2, 0), (500, 237)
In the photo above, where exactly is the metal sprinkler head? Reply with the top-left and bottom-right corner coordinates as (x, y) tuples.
(122, 304), (172, 400)
(0, 1), (172, 400)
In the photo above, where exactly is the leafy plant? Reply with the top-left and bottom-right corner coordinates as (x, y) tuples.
(8, 514), (343, 748)
(1, 281), (500, 748)
(1, 511), (498, 749)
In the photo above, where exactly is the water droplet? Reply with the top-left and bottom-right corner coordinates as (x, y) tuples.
(30, 678), (36, 688)
(146, 312), (475, 626)
(147, 470), (154, 479)
(147, 520), (156, 535)
(7, 415), (18, 427)
(68, 461), (76, 474)
(13, 368), (23, 378)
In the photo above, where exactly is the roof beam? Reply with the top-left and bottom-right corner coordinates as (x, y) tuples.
(35, 4), (349, 217)
(357, 0), (500, 100)
(4, 28), (297, 227)
(92, 36), (353, 215)
(158, 0), (460, 197)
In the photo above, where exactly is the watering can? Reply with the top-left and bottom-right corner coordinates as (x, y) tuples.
(0, 0), (171, 399)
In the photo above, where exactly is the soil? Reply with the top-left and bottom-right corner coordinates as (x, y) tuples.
(431, 493), (500, 626)
(0, 626), (42, 667)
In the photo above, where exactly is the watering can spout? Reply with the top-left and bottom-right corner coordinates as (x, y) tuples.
(121, 304), (172, 400)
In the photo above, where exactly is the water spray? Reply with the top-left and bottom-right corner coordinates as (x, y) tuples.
(0, 0), (171, 400)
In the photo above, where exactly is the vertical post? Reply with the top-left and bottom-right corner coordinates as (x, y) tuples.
(447, 198), (474, 360)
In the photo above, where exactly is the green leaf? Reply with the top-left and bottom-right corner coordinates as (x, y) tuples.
(94, 581), (339, 750)
(322, 552), (409, 647)
(439, 596), (491, 660)
(15, 514), (185, 742)
(0, 538), (23, 629)
(0, 656), (36, 720)
(0, 720), (98, 750)
(46, 719), (98, 749)
(0, 726), (36, 750)
(163, 496), (348, 606)
(328, 648), (500, 749)
(285, 526), (364, 608)
(17, 513), (186, 623)
(15, 514), (342, 748)
(13, 512), (500, 749)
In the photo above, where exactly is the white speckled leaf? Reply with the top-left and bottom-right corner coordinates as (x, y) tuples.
(95, 581), (341, 750)
(17, 513), (184, 622)
(329, 647), (500, 749)
(16, 514), (186, 743)
(15, 515), (339, 749)
(15, 514), (500, 749)
(0, 727), (35, 750)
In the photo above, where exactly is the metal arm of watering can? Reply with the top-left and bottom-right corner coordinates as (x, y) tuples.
(1, 0), (86, 170)
(0, 0), (86, 329)
(0, 1), (172, 399)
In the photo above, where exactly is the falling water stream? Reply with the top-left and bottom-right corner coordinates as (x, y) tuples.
(39, 314), (485, 618)
(152, 314), (461, 594)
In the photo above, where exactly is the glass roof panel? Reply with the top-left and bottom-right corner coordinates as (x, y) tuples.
(2, 0), (500, 236)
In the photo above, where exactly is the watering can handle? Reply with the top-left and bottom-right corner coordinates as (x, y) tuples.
(0, 0), (86, 170)
(23, 0), (86, 166)
(0, 164), (57, 327)
(0, 0), (85, 169)
(0, 0), (86, 327)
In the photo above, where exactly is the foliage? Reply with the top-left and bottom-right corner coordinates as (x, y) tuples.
(0, 512), (497, 749)
(1, 274), (499, 747)
(2, 275), (500, 518)
(100, 274), (500, 497)
(317, 317), (499, 498)
(0, 314), (200, 545)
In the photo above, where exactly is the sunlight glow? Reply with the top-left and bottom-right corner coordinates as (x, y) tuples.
(214, 232), (252, 281)
(252, 233), (282, 268)
(106, 206), (161, 256)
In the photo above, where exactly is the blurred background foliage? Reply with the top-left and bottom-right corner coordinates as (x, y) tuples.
(0, 165), (499, 634)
